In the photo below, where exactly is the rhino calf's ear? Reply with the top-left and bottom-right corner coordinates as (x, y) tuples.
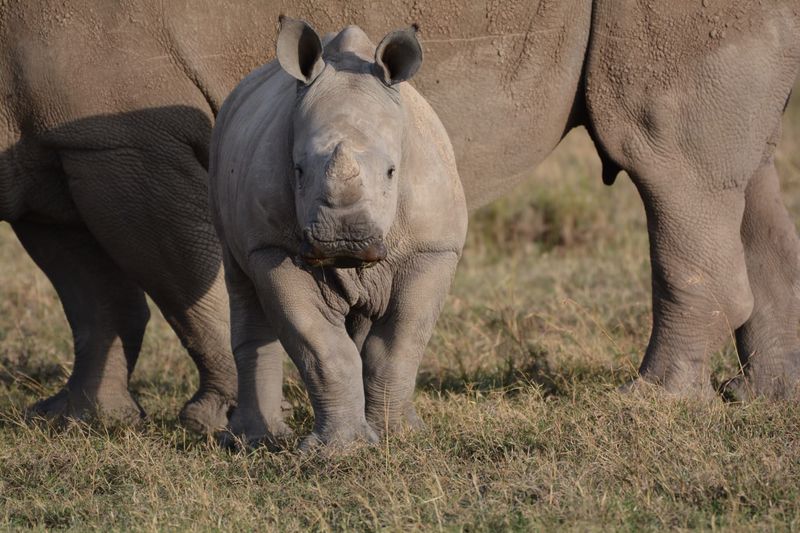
(276, 16), (325, 85)
(375, 25), (423, 86)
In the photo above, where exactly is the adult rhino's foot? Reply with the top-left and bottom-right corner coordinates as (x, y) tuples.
(299, 420), (379, 454)
(218, 405), (294, 450)
(26, 386), (144, 426)
(720, 370), (800, 402)
(179, 388), (237, 435)
(620, 374), (716, 401)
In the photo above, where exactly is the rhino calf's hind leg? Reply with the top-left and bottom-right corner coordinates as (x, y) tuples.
(730, 160), (800, 400)
(13, 221), (149, 424)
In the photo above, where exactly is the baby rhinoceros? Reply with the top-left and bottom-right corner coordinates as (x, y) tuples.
(209, 17), (467, 450)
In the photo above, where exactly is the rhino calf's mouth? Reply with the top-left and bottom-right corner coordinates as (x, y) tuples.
(299, 238), (387, 268)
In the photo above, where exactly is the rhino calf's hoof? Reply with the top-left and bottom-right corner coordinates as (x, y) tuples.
(368, 404), (425, 437)
(219, 406), (295, 450)
(179, 389), (237, 434)
(299, 422), (380, 454)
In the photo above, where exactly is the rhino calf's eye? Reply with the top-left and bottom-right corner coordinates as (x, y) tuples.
(294, 165), (304, 187)
(387, 166), (396, 179)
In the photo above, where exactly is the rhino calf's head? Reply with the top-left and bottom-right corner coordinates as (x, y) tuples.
(276, 17), (423, 268)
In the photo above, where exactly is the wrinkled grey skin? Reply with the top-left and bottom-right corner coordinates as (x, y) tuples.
(210, 20), (467, 448)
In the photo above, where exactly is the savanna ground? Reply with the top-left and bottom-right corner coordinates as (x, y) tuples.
(1, 89), (799, 531)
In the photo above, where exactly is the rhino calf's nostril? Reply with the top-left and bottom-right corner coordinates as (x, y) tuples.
(360, 241), (387, 262)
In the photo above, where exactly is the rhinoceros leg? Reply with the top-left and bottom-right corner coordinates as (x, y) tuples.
(362, 253), (459, 434)
(13, 221), (148, 424)
(59, 142), (237, 433)
(629, 178), (752, 398)
(585, 0), (799, 399)
(728, 159), (800, 400)
(220, 248), (293, 448)
(249, 249), (378, 450)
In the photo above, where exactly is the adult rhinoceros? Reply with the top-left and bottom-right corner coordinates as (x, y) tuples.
(0, 1), (796, 432)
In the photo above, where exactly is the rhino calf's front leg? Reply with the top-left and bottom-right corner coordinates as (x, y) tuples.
(252, 250), (378, 450)
(362, 253), (460, 434)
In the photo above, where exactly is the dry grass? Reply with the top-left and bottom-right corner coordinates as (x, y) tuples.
(1, 91), (799, 530)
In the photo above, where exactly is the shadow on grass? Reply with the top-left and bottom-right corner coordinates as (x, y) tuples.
(0, 354), (66, 388)
(0, 355), (66, 422)
(416, 345), (635, 399)
(416, 346), (564, 398)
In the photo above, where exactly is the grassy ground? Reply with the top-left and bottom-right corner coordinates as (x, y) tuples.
(1, 91), (799, 530)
